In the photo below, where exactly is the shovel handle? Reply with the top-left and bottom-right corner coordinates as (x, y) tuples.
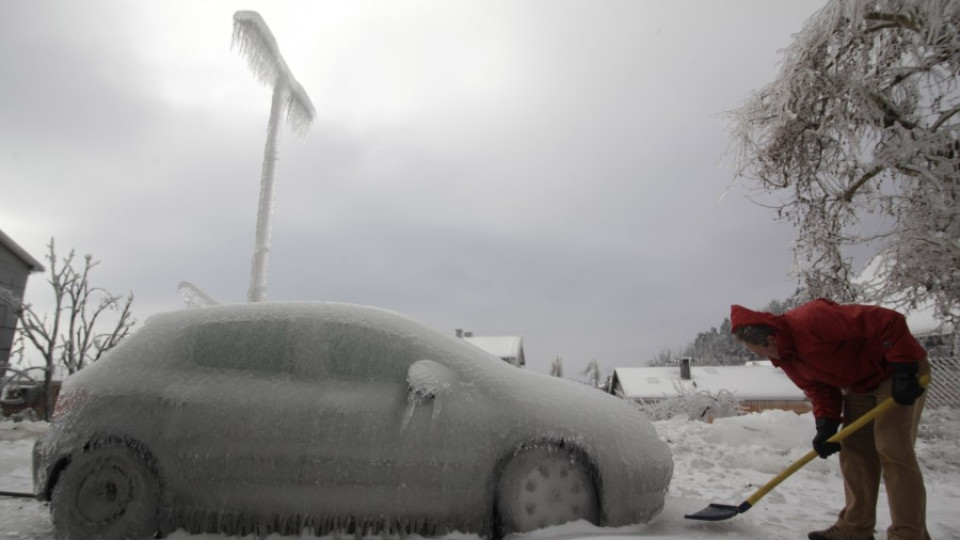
(742, 373), (931, 509)
(0, 490), (35, 498)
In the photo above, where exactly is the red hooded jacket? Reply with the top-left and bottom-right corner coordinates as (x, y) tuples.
(730, 298), (926, 422)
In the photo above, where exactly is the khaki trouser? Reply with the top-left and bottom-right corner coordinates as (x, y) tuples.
(835, 357), (931, 540)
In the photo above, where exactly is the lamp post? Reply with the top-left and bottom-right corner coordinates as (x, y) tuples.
(232, 11), (315, 302)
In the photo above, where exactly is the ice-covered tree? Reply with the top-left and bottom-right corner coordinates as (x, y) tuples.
(728, 0), (960, 327)
(648, 348), (678, 367)
(549, 355), (564, 377)
(761, 295), (804, 316)
(636, 385), (741, 423)
(17, 239), (135, 419)
(685, 319), (751, 366)
(581, 358), (603, 388)
(233, 11), (315, 302)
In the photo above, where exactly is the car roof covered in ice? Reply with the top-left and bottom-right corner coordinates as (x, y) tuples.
(127, 301), (518, 379)
(146, 301), (414, 326)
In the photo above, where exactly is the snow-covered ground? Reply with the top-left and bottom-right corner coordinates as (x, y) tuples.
(2, 408), (959, 540)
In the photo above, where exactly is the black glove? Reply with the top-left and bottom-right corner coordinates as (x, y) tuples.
(812, 417), (841, 459)
(891, 362), (924, 406)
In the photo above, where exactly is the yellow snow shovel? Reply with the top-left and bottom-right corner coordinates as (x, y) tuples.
(685, 373), (931, 521)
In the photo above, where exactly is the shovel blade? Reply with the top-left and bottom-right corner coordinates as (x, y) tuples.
(684, 503), (742, 521)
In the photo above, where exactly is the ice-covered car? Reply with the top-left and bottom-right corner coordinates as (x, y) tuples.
(34, 302), (672, 540)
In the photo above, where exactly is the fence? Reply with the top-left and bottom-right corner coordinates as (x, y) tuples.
(927, 353), (960, 409)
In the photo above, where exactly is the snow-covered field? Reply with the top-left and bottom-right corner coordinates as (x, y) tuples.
(2, 408), (959, 540)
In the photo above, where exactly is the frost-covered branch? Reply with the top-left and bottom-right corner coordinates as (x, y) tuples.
(932, 104), (960, 131)
(232, 11), (315, 137)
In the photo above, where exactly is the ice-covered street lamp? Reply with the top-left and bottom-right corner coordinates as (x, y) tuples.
(232, 11), (315, 302)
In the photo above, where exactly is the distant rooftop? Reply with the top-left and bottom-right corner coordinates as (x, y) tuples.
(611, 362), (806, 401)
(459, 332), (525, 367)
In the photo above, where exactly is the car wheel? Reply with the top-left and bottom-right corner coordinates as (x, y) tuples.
(496, 446), (599, 534)
(51, 444), (161, 540)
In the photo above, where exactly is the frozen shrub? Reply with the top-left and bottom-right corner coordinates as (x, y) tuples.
(634, 382), (741, 422)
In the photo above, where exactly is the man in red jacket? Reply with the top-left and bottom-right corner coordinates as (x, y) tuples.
(730, 299), (930, 540)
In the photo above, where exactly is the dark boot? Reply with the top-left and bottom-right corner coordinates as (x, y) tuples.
(808, 525), (875, 540)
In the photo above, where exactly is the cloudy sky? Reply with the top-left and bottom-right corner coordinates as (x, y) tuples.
(1, 0), (829, 377)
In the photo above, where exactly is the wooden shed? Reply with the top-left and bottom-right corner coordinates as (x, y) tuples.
(0, 229), (45, 369)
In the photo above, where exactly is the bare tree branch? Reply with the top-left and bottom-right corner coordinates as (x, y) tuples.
(865, 11), (920, 33)
(841, 166), (885, 202)
(932, 104), (960, 131)
(16, 238), (136, 419)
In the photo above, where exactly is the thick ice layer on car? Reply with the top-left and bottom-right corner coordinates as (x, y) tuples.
(37, 302), (672, 538)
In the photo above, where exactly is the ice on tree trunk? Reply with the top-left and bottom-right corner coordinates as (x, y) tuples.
(232, 11), (315, 303)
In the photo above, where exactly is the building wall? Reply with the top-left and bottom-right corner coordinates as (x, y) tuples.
(738, 399), (811, 415)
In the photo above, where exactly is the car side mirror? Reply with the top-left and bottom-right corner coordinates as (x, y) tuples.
(407, 359), (457, 401)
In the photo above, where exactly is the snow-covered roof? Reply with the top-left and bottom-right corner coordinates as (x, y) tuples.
(462, 336), (523, 361)
(0, 229), (44, 272)
(612, 362), (807, 401)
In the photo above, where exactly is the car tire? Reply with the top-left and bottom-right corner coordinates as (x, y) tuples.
(51, 444), (161, 540)
(496, 446), (599, 534)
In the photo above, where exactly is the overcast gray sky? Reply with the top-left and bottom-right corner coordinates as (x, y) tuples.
(1, 0), (828, 377)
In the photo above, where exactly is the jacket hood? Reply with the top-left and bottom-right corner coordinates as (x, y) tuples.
(730, 304), (786, 333)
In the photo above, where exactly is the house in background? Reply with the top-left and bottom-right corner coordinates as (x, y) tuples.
(608, 358), (811, 415)
(0, 229), (45, 369)
(456, 329), (526, 368)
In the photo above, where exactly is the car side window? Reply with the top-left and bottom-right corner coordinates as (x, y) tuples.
(289, 321), (418, 382)
(193, 319), (291, 374)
